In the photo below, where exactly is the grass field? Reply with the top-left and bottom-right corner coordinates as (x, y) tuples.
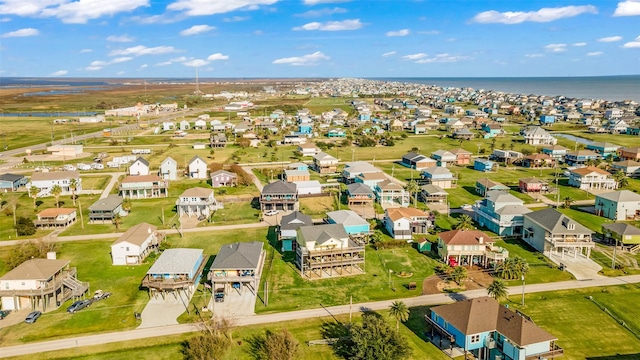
(0, 117), (108, 150)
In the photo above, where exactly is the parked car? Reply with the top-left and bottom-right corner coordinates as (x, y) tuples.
(63, 164), (77, 171)
(461, 204), (472, 210)
(214, 289), (225, 303)
(264, 210), (279, 216)
(0, 309), (10, 320)
(91, 163), (104, 170)
(67, 299), (92, 313)
(25, 311), (41, 323)
(93, 290), (112, 301)
(76, 163), (92, 171)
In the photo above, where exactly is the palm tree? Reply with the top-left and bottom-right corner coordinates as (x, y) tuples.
(451, 266), (468, 285)
(69, 178), (78, 206)
(51, 185), (62, 208)
(495, 256), (529, 280)
(30, 186), (39, 209)
(487, 278), (508, 301)
(112, 213), (123, 230)
(562, 196), (575, 209)
(613, 170), (629, 188)
(388, 301), (410, 332)
(405, 180), (420, 208)
(454, 214), (474, 230)
(122, 197), (132, 213)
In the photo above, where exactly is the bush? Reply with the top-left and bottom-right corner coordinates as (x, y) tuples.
(15, 217), (36, 236)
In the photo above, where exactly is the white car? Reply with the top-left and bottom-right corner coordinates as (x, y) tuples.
(264, 210), (279, 216)
(63, 164), (76, 171)
(76, 163), (92, 171)
(461, 204), (473, 210)
(90, 163), (104, 170)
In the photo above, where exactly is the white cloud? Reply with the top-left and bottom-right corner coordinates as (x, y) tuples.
(382, 51), (396, 57)
(623, 35), (640, 48)
(414, 53), (471, 64)
(207, 53), (229, 61)
(140, 64), (148, 69)
(293, 19), (362, 31)
(296, 7), (346, 17)
(180, 25), (215, 36)
(85, 56), (133, 71)
(402, 53), (428, 60)
(471, 5), (598, 24)
(1, 27), (38, 38)
(109, 45), (177, 57)
(223, 16), (249, 22)
(111, 57), (133, 63)
(49, 70), (68, 76)
(35, 0), (149, 24)
(156, 61), (172, 66)
(545, 43), (567, 52)
(386, 29), (410, 37)
(587, 51), (603, 56)
(167, 0), (277, 16)
(272, 51), (329, 66)
(613, 0), (640, 16)
(303, 0), (351, 5)
(572, 42), (587, 46)
(183, 59), (209, 67)
(0, 17), (11, 22)
(598, 36), (622, 42)
(417, 30), (440, 35)
(525, 53), (544, 58)
(107, 35), (134, 43)
(80, 48), (93, 53)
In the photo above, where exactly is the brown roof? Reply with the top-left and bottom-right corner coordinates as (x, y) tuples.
(180, 187), (213, 198)
(121, 175), (163, 183)
(357, 172), (387, 180)
(496, 305), (557, 346)
(113, 222), (157, 246)
(31, 171), (80, 181)
(298, 142), (318, 149)
(386, 207), (429, 221)
(37, 208), (76, 217)
(525, 153), (552, 160)
(0, 258), (70, 281)
(476, 178), (507, 189)
(377, 179), (404, 191)
(570, 166), (610, 176)
(438, 229), (494, 245)
(520, 177), (547, 184)
(449, 148), (472, 155)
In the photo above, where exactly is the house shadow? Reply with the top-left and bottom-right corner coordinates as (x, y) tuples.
(587, 354), (640, 360)
(462, 185), (480, 197)
(404, 305), (432, 342)
(250, 196), (261, 210)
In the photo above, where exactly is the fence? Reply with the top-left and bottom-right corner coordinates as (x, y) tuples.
(587, 296), (640, 339)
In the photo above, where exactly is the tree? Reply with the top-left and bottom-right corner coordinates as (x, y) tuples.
(113, 213), (123, 230)
(495, 256), (529, 280)
(404, 180), (420, 208)
(454, 214), (474, 230)
(183, 317), (233, 360)
(562, 196), (575, 209)
(122, 197), (132, 213)
(51, 185), (62, 208)
(487, 278), (508, 301)
(15, 217), (36, 236)
(247, 328), (300, 360)
(30, 186), (39, 209)
(6, 239), (56, 269)
(388, 301), (410, 332)
(69, 178), (78, 206)
(450, 266), (468, 285)
(335, 312), (411, 360)
(613, 170), (629, 188)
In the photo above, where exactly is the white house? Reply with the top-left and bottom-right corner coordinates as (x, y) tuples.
(175, 187), (222, 218)
(384, 208), (432, 239)
(129, 157), (150, 176)
(188, 155), (208, 179)
(30, 171), (82, 196)
(298, 142), (320, 156)
(111, 222), (163, 265)
(295, 180), (322, 195)
(159, 156), (178, 180)
(162, 122), (175, 131)
(194, 119), (207, 129)
(179, 120), (190, 130)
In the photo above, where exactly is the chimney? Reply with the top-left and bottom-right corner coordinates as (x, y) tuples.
(478, 236), (484, 244)
(47, 251), (57, 260)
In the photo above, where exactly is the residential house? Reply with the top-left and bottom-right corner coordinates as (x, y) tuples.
(159, 157), (178, 180)
(194, 119), (207, 129)
(611, 160), (640, 178)
(568, 166), (617, 190)
(346, 182), (375, 207)
(564, 150), (601, 166)
(210, 133), (227, 148)
(260, 180), (298, 212)
(474, 192), (532, 237)
(327, 129), (346, 138)
(492, 149), (523, 164)
(523, 208), (594, 258)
(30, 171), (82, 196)
(541, 145), (568, 160)
(313, 152), (339, 174)
(445, 119), (466, 132)
(295, 224), (365, 278)
(355, 172), (388, 190)
(518, 178), (549, 193)
(481, 123), (503, 138)
(295, 180), (322, 195)
(88, 194), (123, 223)
(0, 258), (89, 311)
(284, 169), (310, 182)
(326, 210), (370, 235)
(162, 121), (175, 131)
(586, 142), (620, 158)
(129, 157), (150, 176)
(384, 208), (432, 240)
(119, 175), (168, 199)
(473, 158), (495, 172)
(437, 229), (507, 267)
(522, 153), (555, 168)
(522, 126), (557, 145)
(602, 223), (640, 247)
(233, 122), (252, 134)
(188, 155), (208, 179)
(618, 147), (640, 161)
(374, 180), (410, 207)
(142, 248), (205, 297)
(298, 142), (320, 156)
(342, 162), (380, 183)
(421, 166), (456, 189)
(426, 297), (561, 360)
(176, 187), (221, 218)
(594, 190), (640, 220)
(288, 162), (309, 171)
(208, 242), (265, 294)
(450, 148), (473, 165)
(401, 152), (436, 170)
(607, 119), (629, 134)
(179, 120), (190, 130)
(34, 208), (77, 229)
(111, 222), (164, 265)
(0, 173), (28, 192)
(453, 128), (475, 140)
(475, 178), (509, 197)
(420, 184), (448, 204)
(539, 114), (556, 125)
(279, 211), (313, 251)
(210, 170), (238, 187)
(431, 150), (457, 167)
(414, 124), (429, 134)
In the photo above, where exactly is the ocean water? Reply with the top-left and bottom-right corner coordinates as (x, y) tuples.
(374, 76), (640, 102)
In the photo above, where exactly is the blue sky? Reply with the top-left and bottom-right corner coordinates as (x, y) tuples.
(1, 0), (639, 78)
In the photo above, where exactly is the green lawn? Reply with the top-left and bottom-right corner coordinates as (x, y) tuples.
(0, 117), (108, 151)
(0, 192), (54, 241)
(80, 175), (111, 191)
(495, 238), (575, 285)
(210, 201), (261, 225)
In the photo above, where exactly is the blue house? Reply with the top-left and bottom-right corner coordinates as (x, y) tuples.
(427, 297), (561, 360)
(626, 127), (640, 136)
(359, 113), (371, 121)
(279, 211), (313, 251)
(585, 142), (621, 158)
(326, 210), (370, 235)
(327, 129), (346, 138)
(564, 150), (601, 166)
(539, 115), (555, 125)
(142, 248), (205, 295)
(298, 124), (313, 134)
(474, 192), (532, 237)
(0, 173), (28, 192)
(287, 162), (309, 171)
(474, 158), (495, 172)
(541, 145), (568, 160)
(481, 123), (502, 138)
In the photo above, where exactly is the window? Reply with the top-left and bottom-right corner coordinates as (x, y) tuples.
(471, 334), (480, 343)
(126, 247), (130, 251)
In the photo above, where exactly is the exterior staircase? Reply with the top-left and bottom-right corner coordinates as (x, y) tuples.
(630, 244), (640, 254)
(63, 276), (90, 297)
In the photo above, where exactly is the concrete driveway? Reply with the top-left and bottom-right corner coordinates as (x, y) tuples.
(208, 286), (257, 319)
(138, 290), (193, 329)
(547, 251), (603, 280)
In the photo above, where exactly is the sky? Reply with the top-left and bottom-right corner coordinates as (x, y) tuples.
(0, 0), (639, 78)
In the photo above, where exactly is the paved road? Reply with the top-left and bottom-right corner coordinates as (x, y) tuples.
(1, 274), (639, 358)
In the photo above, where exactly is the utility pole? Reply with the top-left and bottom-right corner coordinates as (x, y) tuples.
(521, 275), (525, 306)
(78, 199), (84, 229)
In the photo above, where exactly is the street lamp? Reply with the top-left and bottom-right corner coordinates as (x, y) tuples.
(388, 269), (393, 288)
(521, 275), (525, 306)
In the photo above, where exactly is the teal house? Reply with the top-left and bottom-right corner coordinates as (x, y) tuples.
(473, 158), (495, 172)
(585, 142), (621, 158)
(326, 210), (370, 235)
(279, 211), (313, 251)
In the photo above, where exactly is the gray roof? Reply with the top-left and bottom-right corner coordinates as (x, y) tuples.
(347, 182), (374, 195)
(210, 242), (264, 270)
(422, 166), (452, 176)
(524, 208), (592, 234)
(280, 211), (313, 231)
(285, 169), (310, 177)
(596, 190), (640, 203)
(486, 191), (523, 204)
(147, 248), (203, 275)
(421, 184), (448, 195)
(88, 194), (123, 211)
(134, 157), (149, 166)
(0, 258), (70, 281)
(602, 223), (640, 236)
(326, 210), (368, 227)
(262, 180), (297, 194)
(494, 205), (532, 216)
(210, 169), (236, 178)
(113, 222), (157, 246)
(298, 224), (349, 245)
(0, 173), (25, 182)
(161, 156), (177, 166)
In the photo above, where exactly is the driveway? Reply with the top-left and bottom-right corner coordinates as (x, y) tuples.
(208, 285), (257, 319)
(138, 290), (193, 329)
(546, 251), (603, 280)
